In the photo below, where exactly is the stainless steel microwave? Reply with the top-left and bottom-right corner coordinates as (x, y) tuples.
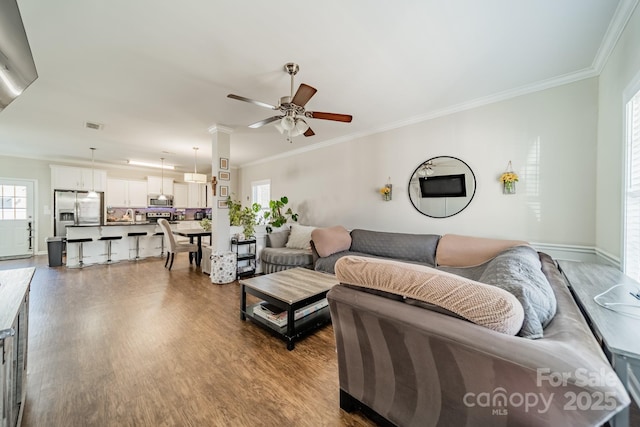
(148, 195), (173, 207)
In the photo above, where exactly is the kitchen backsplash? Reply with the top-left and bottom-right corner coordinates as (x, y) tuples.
(107, 207), (211, 222)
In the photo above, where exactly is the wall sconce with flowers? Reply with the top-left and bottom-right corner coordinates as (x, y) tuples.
(499, 161), (519, 195)
(379, 177), (392, 201)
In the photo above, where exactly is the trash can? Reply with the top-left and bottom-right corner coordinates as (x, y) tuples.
(46, 237), (64, 267)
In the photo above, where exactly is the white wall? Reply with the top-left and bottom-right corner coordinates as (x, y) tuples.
(596, 4), (640, 264)
(238, 78), (599, 248)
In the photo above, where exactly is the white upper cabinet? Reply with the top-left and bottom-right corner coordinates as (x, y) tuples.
(107, 178), (147, 207)
(173, 183), (188, 208)
(188, 183), (208, 208)
(51, 165), (107, 191)
(147, 176), (174, 196)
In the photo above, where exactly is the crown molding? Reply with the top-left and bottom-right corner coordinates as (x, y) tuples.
(240, 67), (599, 168)
(208, 124), (234, 135)
(592, 0), (640, 73)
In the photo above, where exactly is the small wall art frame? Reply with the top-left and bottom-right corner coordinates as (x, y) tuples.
(220, 157), (229, 170)
(220, 185), (229, 197)
(219, 171), (230, 181)
(217, 199), (228, 209)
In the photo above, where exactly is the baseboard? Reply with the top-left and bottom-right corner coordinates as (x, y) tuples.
(531, 243), (621, 268)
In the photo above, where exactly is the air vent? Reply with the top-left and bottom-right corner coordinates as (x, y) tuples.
(84, 121), (103, 130)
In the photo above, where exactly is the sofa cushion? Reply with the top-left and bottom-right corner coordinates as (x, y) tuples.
(285, 224), (316, 250)
(266, 229), (289, 248)
(261, 247), (313, 266)
(311, 225), (352, 257)
(435, 233), (529, 267)
(349, 229), (440, 265)
(334, 255), (525, 335)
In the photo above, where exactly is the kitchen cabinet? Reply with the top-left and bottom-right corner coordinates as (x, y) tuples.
(147, 176), (174, 196)
(106, 179), (147, 207)
(51, 165), (106, 191)
(0, 268), (33, 427)
(188, 183), (209, 208)
(173, 183), (188, 207)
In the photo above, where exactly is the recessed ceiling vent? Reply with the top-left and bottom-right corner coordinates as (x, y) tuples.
(84, 121), (103, 130)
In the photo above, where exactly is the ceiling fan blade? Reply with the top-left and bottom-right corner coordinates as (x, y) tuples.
(227, 94), (277, 110)
(248, 116), (282, 128)
(304, 127), (315, 137)
(291, 84), (317, 107)
(307, 111), (353, 123)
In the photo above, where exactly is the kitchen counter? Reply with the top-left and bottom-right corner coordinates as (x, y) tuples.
(105, 221), (153, 225)
(65, 223), (163, 267)
(0, 267), (33, 427)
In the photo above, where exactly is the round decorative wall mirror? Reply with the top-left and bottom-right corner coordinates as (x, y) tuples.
(408, 156), (476, 218)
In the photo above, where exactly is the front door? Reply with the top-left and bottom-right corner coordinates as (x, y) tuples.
(0, 179), (35, 259)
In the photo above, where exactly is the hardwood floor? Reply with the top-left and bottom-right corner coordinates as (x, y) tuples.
(6, 255), (638, 427)
(0, 255), (375, 427)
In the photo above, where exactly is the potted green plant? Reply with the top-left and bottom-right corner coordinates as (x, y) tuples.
(263, 196), (299, 233)
(199, 218), (211, 231)
(227, 196), (261, 238)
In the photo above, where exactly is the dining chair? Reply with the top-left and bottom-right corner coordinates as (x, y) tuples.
(158, 218), (198, 270)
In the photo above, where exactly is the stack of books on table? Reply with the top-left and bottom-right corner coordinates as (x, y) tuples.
(253, 299), (329, 327)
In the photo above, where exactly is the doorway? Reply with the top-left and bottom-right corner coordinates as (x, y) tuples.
(0, 179), (35, 259)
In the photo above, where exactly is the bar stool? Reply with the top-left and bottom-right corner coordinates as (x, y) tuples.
(66, 237), (93, 268)
(128, 231), (147, 260)
(154, 231), (165, 257)
(99, 236), (122, 263)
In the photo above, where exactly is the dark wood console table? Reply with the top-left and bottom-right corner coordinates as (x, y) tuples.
(558, 260), (640, 427)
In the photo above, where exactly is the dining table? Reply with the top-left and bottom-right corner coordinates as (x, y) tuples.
(172, 228), (212, 267)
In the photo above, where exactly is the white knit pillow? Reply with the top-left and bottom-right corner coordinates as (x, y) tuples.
(285, 225), (316, 250)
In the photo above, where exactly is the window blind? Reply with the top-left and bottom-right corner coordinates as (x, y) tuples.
(625, 92), (640, 280)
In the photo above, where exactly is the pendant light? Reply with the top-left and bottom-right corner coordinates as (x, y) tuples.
(158, 157), (167, 201)
(184, 147), (207, 183)
(87, 147), (99, 198)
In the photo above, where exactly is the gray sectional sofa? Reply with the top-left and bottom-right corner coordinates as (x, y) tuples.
(309, 228), (630, 426)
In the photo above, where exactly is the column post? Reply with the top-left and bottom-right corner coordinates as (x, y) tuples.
(208, 124), (233, 252)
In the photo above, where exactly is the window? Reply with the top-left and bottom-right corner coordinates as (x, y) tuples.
(251, 180), (271, 214)
(0, 184), (27, 220)
(624, 88), (640, 280)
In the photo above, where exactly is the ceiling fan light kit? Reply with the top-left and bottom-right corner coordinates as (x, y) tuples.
(227, 62), (352, 142)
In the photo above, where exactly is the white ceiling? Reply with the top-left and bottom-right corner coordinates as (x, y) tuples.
(0, 0), (635, 174)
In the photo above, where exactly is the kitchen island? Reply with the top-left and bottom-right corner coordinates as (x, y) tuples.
(66, 222), (163, 267)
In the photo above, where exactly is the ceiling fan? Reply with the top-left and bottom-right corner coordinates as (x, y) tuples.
(227, 62), (353, 142)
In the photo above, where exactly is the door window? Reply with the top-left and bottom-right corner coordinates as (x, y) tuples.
(0, 184), (28, 220)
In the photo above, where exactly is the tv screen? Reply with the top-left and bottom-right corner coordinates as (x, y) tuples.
(419, 174), (466, 198)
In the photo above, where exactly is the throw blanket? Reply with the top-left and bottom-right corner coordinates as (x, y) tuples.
(439, 245), (556, 339)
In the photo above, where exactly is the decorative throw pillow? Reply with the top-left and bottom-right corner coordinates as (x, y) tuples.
(311, 226), (352, 257)
(436, 234), (529, 267)
(266, 230), (289, 248)
(478, 246), (556, 339)
(335, 255), (525, 335)
(285, 224), (316, 250)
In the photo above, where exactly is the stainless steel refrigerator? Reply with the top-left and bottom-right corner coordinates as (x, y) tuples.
(54, 190), (104, 237)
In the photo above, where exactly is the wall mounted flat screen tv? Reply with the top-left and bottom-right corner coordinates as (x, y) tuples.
(419, 174), (466, 198)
